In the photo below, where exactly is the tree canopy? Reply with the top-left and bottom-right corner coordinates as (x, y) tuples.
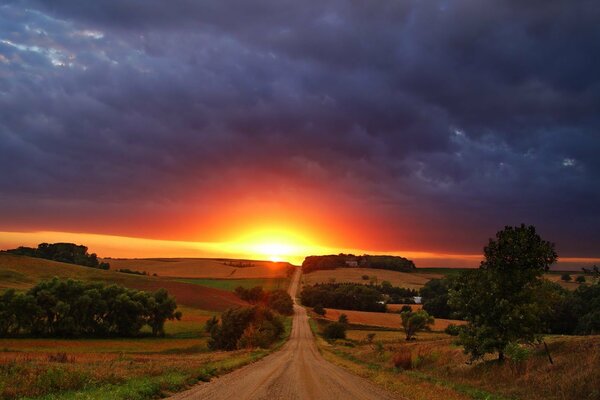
(4, 243), (110, 270)
(449, 224), (558, 361)
(0, 278), (181, 337)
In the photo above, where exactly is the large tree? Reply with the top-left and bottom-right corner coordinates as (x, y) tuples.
(449, 224), (557, 361)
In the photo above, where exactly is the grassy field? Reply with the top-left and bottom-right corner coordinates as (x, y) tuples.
(310, 319), (600, 400)
(320, 308), (465, 332)
(0, 254), (248, 311)
(0, 253), (296, 399)
(302, 268), (443, 289)
(176, 277), (290, 292)
(106, 258), (293, 279)
(0, 315), (293, 400)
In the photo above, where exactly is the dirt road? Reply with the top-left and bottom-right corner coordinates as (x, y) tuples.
(168, 268), (402, 400)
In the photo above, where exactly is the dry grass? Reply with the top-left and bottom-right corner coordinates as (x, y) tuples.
(106, 258), (292, 279)
(322, 308), (465, 331)
(0, 347), (255, 399)
(303, 268), (442, 289)
(317, 324), (600, 400)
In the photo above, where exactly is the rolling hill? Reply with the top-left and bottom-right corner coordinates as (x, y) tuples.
(0, 253), (247, 311)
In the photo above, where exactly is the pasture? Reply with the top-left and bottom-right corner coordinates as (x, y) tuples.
(302, 267), (442, 289)
(314, 324), (600, 400)
(176, 277), (290, 292)
(106, 258), (293, 279)
(320, 308), (465, 332)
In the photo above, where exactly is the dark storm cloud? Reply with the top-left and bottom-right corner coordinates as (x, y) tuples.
(1, 0), (599, 255)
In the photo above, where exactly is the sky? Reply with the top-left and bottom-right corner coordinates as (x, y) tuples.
(1, 1), (599, 266)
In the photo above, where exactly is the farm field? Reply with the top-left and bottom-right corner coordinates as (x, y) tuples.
(0, 253), (248, 311)
(386, 303), (423, 312)
(321, 308), (465, 332)
(106, 258), (293, 279)
(0, 253), (297, 400)
(312, 322), (600, 400)
(302, 268), (443, 289)
(177, 277), (290, 292)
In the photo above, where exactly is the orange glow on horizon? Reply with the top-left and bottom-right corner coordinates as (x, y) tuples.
(0, 230), (599, 269)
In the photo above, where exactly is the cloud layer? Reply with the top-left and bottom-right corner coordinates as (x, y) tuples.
(1, 0), (599, 256)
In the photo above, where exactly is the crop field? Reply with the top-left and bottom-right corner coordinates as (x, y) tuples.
(314, 325), (600, 400)
(302, 268), (442, 289)
(176, 277), (290, 292)
(106, 258), (293, 279)
(321, 308), (465, 332)
(386, 304), (423, 312)
(0, 254), (249, 312)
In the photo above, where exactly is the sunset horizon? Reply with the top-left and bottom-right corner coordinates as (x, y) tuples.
(1, 1), (599, 399)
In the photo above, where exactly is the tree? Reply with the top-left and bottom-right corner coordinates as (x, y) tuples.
(576, 275), (586, 284)
(208, 306), (284, 350)
(266, 290), (294, 315)
(420, 278), (452, 318)
(449, 224), (558, 361)
(400, 310), (434, 340)
(313, 304), (326, 316)
(338, 313), (349, 324)
(561, 273), (572, 282)
(323, 322), (346, 340)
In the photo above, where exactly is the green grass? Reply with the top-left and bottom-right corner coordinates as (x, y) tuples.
(175, 278), (289, 292)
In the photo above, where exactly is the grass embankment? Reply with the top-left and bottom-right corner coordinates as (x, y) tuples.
(308, 311), (600, 400)
(176, 278), (290, 292)
(0, 317), (293, 400)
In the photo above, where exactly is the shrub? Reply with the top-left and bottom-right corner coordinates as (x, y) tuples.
(361, 275), (369, 280)
(392, 350), (412, 370)
(505, 342), (531, 375)
(266, 290), (294, 315)
(576, 275), (586, 284)
(313, 304), (326, 316)
(561, 273), (572, 282)
(444, 324), (462, 336)
(400, 310), (434, 340)
(208, 306), (284, 350)
(338, 314), (349, 324)
(400, 305), (413, 313)
(322, 322), (346, 340)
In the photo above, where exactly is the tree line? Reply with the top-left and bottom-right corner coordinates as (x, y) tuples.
(301, 283), (386, 312)
(4, 243), (110, 270)
(302, 254), (415, 273)
(0, 278), (181, 337)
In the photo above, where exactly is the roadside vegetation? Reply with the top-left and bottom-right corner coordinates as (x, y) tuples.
(306, 224), (600, 400)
